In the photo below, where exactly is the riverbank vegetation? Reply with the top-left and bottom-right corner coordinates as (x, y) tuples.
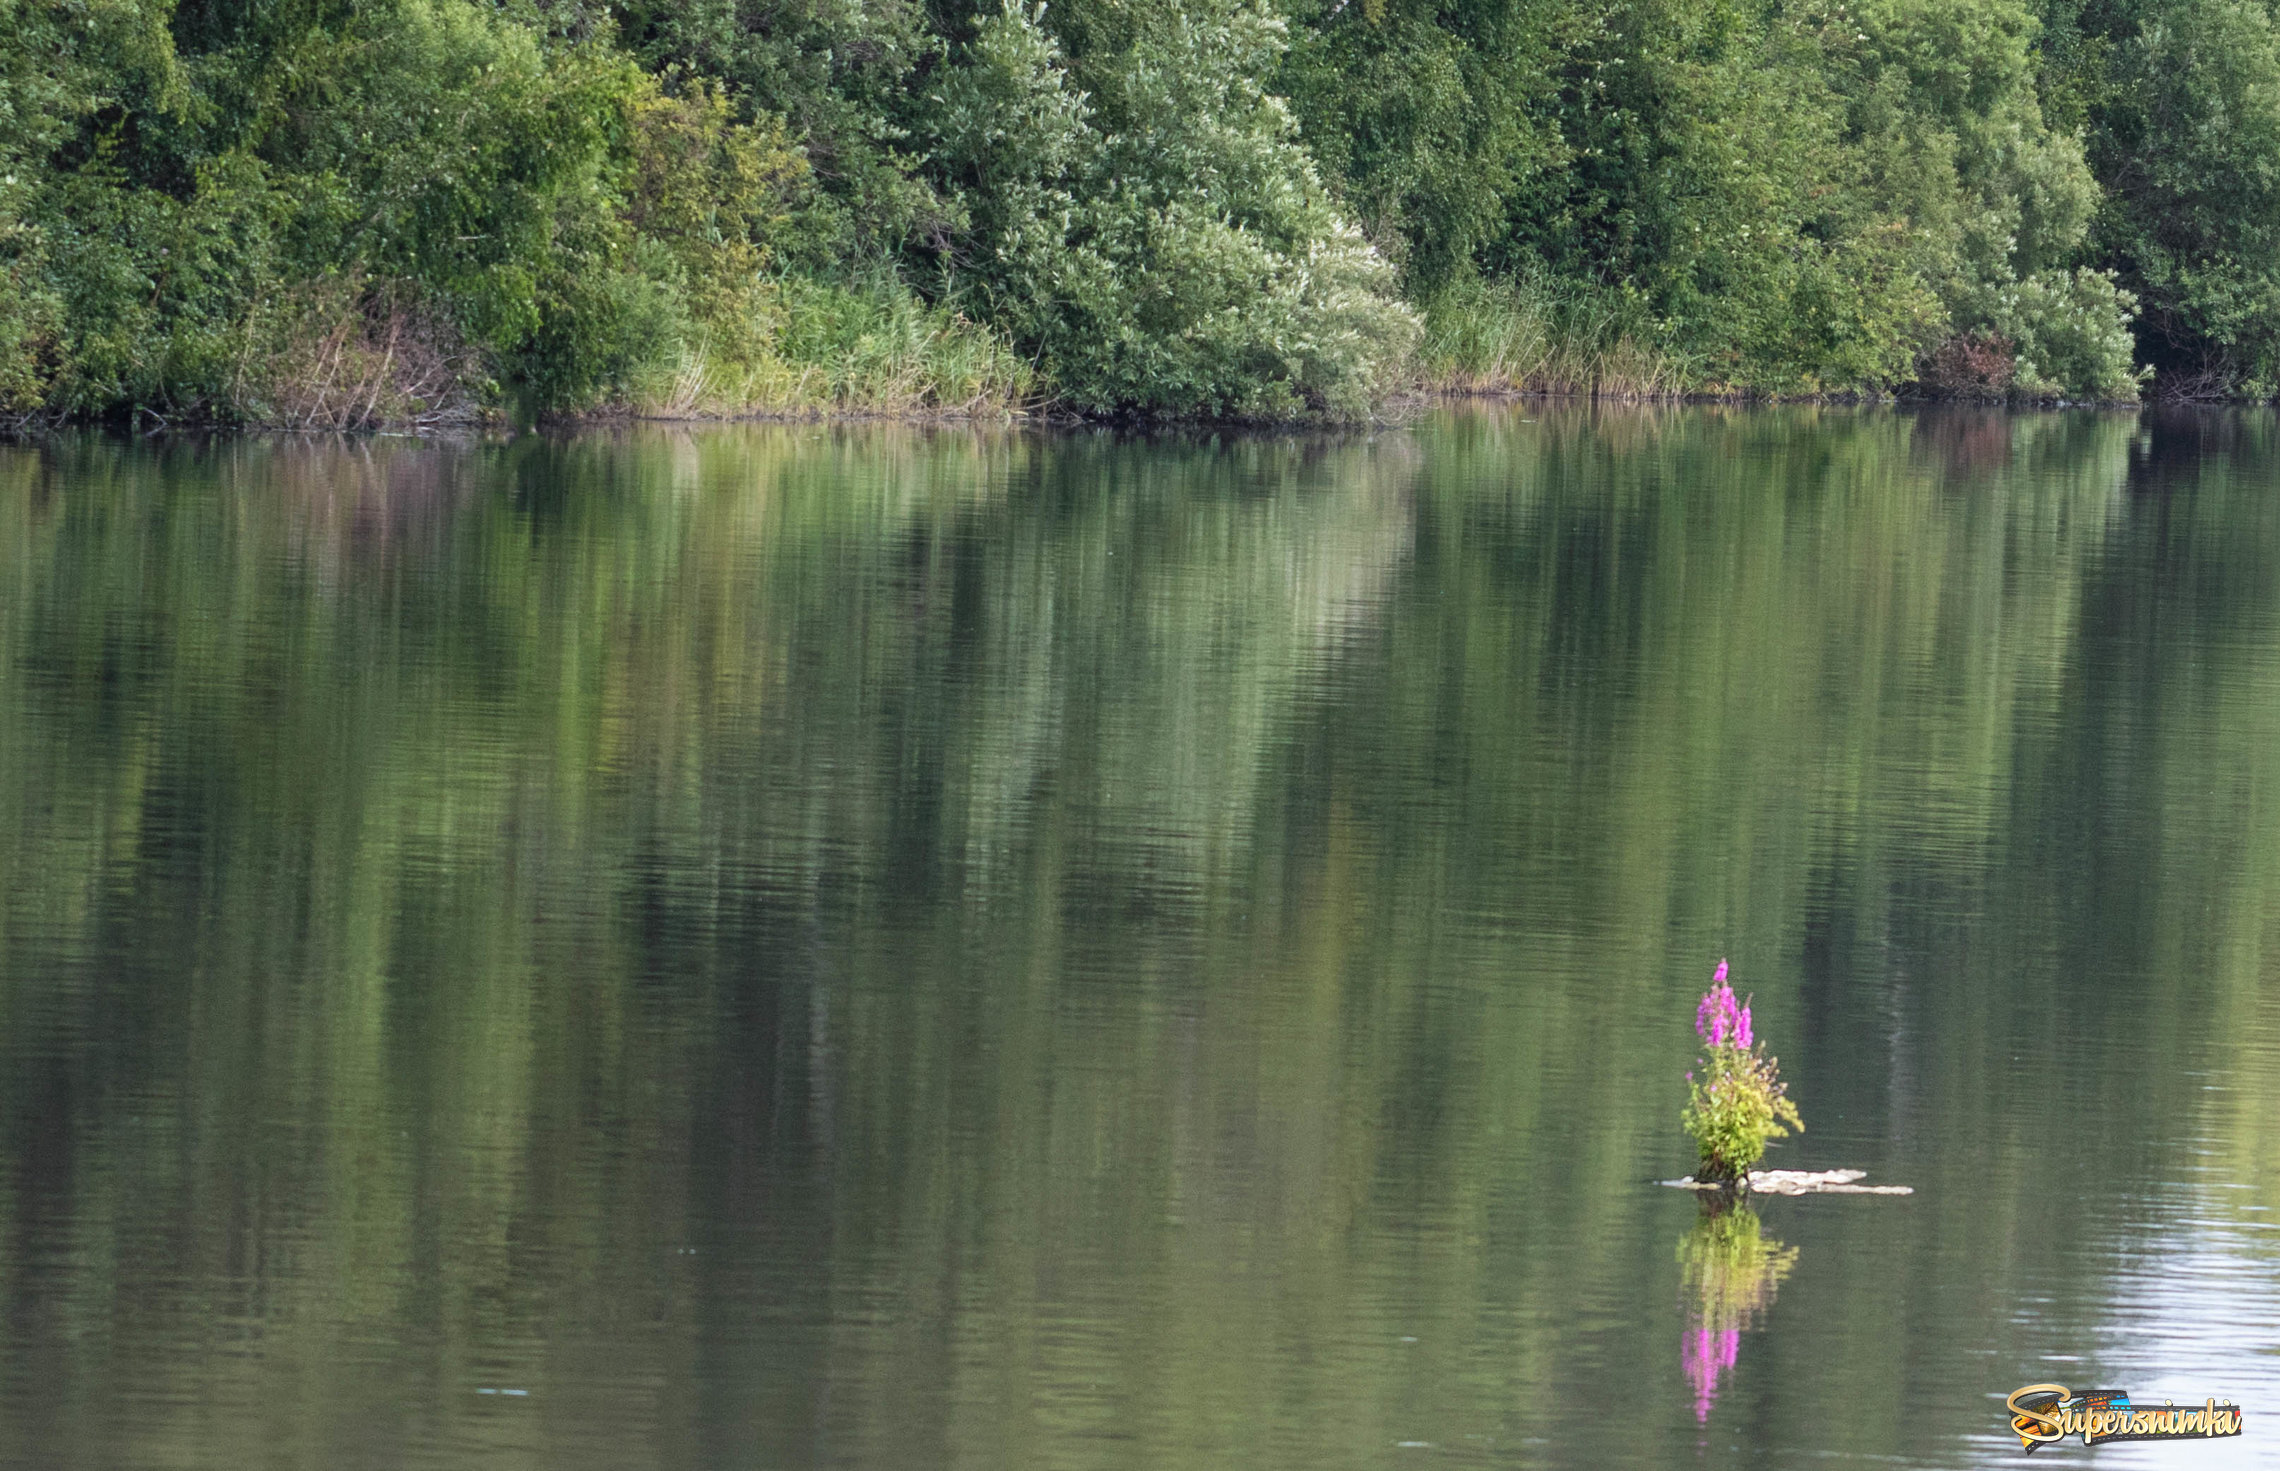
(9, 0), (2280, 423)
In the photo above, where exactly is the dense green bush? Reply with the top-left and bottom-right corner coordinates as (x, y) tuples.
(1277, 0), (1568, 290)
(1513, 0), (1946, 390)
(1283, 0), (2139, 397)
(1829, 0), (2138, 395)
(2056, 0), (2280, 393)
(613, 0), (946, 260)
(3, 0), (1013, 422)
(926, 0), (1416, 417)
(8, 0), (663, 415)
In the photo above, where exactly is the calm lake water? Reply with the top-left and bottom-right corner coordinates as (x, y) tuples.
(0, 406), (2274, 1468)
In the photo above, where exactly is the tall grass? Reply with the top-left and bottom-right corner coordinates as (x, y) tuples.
(641, 274), (1035, 420)
(1415, 273), (1697, 399)
(211, 272), (1033, 430)
(213, 268), (1722, 430)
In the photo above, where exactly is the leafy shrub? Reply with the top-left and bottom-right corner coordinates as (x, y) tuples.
(1467, 0), (1944, 392)
(272, 1), (683, 411)
(2080, 0), (2280, 393)
(1275, 0), (1568, 292)
(927, 0), (1418, 418)
(1828, 0), (2138, 397)
(1291, 0), (2139, 397)
(613, 0), (946, 260)
(8, 0), (842, 422)
(1964, 267), (2144, 398)
(36, 152), (292, 418)
(625, 77), (809, 333)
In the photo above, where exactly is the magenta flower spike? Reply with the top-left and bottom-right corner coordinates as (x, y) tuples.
(1695, 960), (1742, 1049)
(1735, 1000), (1752, 1050)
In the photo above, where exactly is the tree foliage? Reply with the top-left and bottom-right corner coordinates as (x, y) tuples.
(17, 0), (2280, 417)
(2052, 0), (2280, 392)
(925, 0), (1416, 416)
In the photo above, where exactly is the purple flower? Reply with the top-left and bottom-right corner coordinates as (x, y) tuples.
(1735, 1000), (1752, 1051)
(1695, 961), (1743, 1048)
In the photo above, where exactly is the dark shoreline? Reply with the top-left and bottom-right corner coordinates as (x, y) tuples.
(6, 388), (2211, 445)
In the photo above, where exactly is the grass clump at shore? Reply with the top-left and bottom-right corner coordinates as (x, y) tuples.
(636, 276), (1035, 421)
(1416, 275), (1696, 401)
(225, 273), (1032, 430)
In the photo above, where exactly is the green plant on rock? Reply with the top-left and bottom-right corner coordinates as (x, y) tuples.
(1680, 960), (1803, 1183)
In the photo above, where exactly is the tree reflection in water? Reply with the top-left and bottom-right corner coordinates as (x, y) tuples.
(1678, 1196), (1799, 1422)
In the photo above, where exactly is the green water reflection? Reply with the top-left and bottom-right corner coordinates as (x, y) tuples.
(0, 407), (2274, 1467)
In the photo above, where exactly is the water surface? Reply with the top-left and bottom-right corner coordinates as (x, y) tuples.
(0, 406), (2274, 1467)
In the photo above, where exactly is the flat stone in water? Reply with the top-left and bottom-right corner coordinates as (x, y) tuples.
(1661, 1168), (1913, 1195)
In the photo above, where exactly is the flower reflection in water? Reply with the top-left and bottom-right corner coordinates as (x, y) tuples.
(1682, 1325), (1739, 1416)
(1677, 1196), (1798, 1422)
